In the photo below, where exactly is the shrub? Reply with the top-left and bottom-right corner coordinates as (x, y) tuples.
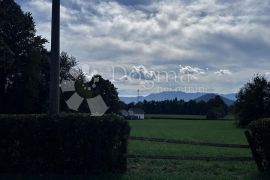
(248, 118), (270, 171)
(0, 114), (130, 174)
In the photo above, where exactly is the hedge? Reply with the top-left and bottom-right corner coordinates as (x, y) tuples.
(248, 118), (270, 171)
(0, 114), (130, 174)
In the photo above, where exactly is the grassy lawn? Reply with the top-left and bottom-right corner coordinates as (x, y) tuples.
(129, 119), (245, 144)
(126, 119), (269, 179)
(128, 119), (250, 157)
(145, 114), (235, 120)
(145, 114), (206, 120)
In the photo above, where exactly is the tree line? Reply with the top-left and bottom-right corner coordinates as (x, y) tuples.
(124, 96), (231, 119)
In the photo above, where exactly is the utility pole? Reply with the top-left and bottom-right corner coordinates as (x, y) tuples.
(49, 0), (60, 114)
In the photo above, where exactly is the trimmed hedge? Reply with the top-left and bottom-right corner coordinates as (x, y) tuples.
(0, 114), (130, 174)
(248, 118), (270, 171)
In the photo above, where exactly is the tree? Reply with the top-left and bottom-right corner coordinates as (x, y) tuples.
(235, 75), (270, 126)
(0, 0), (79, 114)
(63, 74), (121, 114)
(60, 52), (77, 81)
(206, 107), (226, 120)
(206, 95), (228, 119)
(0, 0), (48, 113)
(0, 39), (14, 112)
(88, 75), (121, 114)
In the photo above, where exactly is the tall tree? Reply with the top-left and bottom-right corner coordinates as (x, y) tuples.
(0, 0), (77, 114)
(0, 0), (48, 113)
(235, 75), (270, 126)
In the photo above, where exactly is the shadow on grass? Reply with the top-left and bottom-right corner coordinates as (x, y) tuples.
(0, 173), (125, 180)
(250, 171), (270, 180)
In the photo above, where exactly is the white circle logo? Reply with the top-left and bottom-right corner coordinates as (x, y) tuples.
(60, 69), (109, 116)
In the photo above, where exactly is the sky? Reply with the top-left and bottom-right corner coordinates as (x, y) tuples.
(16, 0), (270, 96)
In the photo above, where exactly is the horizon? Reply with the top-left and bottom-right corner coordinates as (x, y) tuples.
(16, 0), (270, 96)
(119, 90), (236, 98)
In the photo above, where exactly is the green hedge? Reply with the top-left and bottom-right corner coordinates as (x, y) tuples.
(248, 118), (270, 171)
(0, 114), (130, 174)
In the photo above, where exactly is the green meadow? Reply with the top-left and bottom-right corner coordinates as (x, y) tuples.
(125, 119), (269, 179)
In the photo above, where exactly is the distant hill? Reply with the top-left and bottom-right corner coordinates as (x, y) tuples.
(194, 93), (235, 106)
(222, 93), (237, 101)
(120, 91), (236, 105)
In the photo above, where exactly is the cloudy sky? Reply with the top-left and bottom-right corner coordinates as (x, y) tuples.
(17, 0), (270, 96)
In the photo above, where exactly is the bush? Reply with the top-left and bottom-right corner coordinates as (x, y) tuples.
(248, 118), (270, 171)
(0, 114), (130, 174)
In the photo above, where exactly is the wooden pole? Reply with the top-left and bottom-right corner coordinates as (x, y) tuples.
(49, 0), (60, 114)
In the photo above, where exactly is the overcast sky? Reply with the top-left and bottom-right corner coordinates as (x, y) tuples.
(16, 0), (270, 96)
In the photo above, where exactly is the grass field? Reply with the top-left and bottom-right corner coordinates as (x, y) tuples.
(145, 114), (206, 120)
(1, 119), (270, 180)
(125, 119), (269, 179)
(128, 119), (250, 157)
(145, 114), (235, 120)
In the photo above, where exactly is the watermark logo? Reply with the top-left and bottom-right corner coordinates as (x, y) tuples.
(111, 65), (209, 93)
(60, 68), (109, 116)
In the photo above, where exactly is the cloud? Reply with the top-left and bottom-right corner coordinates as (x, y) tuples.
(130, 65), (156, 80)
(179, 65), (205, 75)
(265, 72), (270, 80)
(214, 69), (232, 76)
(17, 0), (270, 95)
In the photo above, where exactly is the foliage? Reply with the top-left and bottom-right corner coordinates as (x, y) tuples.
(0, 114), (130, 174)
(0, 0), (83, 113)
(89, 75), (121, 113)
(128, 96), (229, 117)
(206, 96), (228, 119)
(235, 75), (270, 126)
(0, 0), (122, 114)
(66, 74), (121, 114)
(248, 118), (270, 171)
(0, 0), (48, 113)
(60, 52), (78, 81)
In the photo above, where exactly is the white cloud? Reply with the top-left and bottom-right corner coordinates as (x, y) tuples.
(265, 72), (270, 80)
(179, 65), (205, 75)
(214, 69), (232, 76)
(130, 65), (156, 80)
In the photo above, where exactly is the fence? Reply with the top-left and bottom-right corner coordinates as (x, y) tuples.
(127, 131), (261, 169)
